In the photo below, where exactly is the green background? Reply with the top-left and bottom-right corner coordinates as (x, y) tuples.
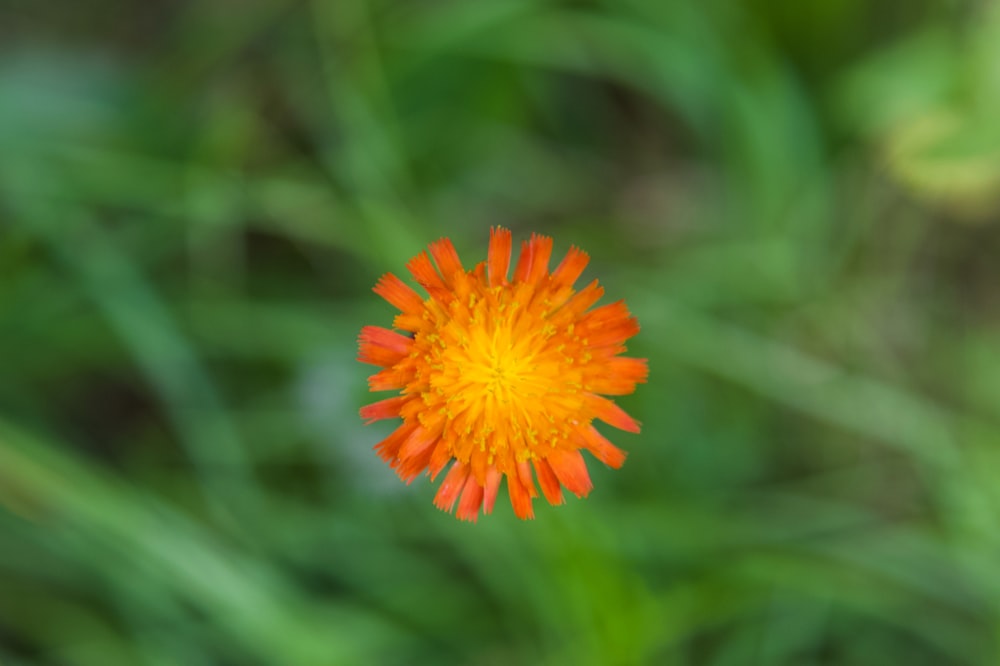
(3, 1), (1000, 664)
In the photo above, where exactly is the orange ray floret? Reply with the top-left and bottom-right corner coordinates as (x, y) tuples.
(358, 227), (647, 522)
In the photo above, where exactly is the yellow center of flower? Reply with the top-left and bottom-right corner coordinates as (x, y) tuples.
(478, 345), (523, 399)
(418, 285), (584, 470)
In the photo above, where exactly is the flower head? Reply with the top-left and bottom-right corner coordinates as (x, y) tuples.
(358, 228), (647, 521)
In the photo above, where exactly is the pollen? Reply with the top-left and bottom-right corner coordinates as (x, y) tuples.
(358, 227), (647, 521)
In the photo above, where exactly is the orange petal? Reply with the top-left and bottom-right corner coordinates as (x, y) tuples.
(547, 448), (593, 498)
(549, 280), (604, 326)
(483, 466), (503, 514)
(357, 326), (412, 366)
(469, 449), (489, 486)
(513, 233), (552, 283)
(398, 398), (428, 422)
(584, 394), (641, 433)
(406, 251), (449, 299)
(585, 357), (648, 395)
(516, 459), (538, 498)
(551, 246), (589, 288)
(488, 226), (512, 287)
(359, 325), (412, 354)
(507, 472), (536, 519)
(395, 444), (435, 483)
(367, 367), (409, 391)
(580, 301), (640, 346)
(428, 238), (464, 285)
(427, 441), (453, 480)
(359, 396), (408, 423)
(456, 475), (484, 522)
(373, 273), (424, 312)
(533, 458), (564, 506)
(580, 426), (627, 468)
(398, 426), (438, 461)
(373, 423), (416, 462)
(392, 312), (424, 332)
(434, 462), (470, 513)
(357, 345), (405, 368)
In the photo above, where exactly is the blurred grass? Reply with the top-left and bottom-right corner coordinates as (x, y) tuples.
(3, 0), (1000, 664)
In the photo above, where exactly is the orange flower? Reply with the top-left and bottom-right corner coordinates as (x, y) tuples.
(358, 228), (647, 521)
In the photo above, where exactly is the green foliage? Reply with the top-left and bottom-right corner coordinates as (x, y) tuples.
(2, 0), (1000, 663)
